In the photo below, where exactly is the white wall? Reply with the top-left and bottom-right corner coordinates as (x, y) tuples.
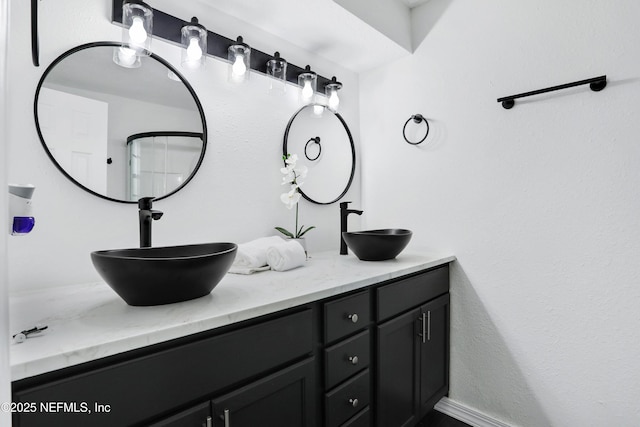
(0, 0), (10, 424)
(360, 0), (640, 426)
(6, 0), (360, 291)
(334, 0), (412, 52)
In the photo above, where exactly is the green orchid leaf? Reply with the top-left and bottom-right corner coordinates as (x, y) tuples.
(298, 226), (316, 237)
(274, 227), (294, 238)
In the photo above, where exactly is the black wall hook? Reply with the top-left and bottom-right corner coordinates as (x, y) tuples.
(403, 114), (429, 145)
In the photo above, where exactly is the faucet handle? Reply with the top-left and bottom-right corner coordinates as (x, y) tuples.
(340, 201), (352, 209)
(138, 197), (155, 210)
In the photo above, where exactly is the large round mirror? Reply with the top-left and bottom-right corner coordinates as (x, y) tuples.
(34, 42), (207, 203)
(283, 104), (355, 205)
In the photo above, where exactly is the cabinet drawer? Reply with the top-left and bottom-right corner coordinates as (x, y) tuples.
(325, 330), (370, 390)
(377, 266), (449, 322)
(325, 291), (370, 343)
(149, 402), (210, 427)
(342, 407), (370, 427)
(325, 369), (370, 427)
(13, 309), (313, 427)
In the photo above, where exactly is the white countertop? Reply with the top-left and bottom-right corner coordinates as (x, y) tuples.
(9, 250), (455, 381)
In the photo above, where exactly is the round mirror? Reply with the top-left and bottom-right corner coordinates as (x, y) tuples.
(34, 42), (207, 203)
(283, 104), (355, 205)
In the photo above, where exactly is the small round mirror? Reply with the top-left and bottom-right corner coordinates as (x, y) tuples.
(283, 104), (355, 205)
(34, 42), (207, 203)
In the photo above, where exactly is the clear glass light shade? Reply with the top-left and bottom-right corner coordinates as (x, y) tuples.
(112, 46), (141, 68)
(122, 1), (153, 56)
(228, 38), (251, 83)
(181, 20), (207, 70)
(267, 52), (287, 94)
(325, 77), (343, 112)
(298, 68), (317, 104)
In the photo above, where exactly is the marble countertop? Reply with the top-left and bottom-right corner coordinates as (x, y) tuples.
(9, 250), (455, 381)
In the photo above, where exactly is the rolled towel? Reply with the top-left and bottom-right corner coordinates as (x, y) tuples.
(266, 239), (306, 272)
(233, 236), (285, 268)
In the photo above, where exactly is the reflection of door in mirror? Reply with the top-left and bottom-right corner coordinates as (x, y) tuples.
(128, 132), (203, 201)
(38, 87), (108, 193)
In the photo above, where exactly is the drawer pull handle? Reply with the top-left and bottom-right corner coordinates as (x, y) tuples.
(348, 313), (359, 323)
(349, 398), (359, 408)
(223, 409), (230, 427)
(348, 355), (359, 365)
(205, 416), (212, 427)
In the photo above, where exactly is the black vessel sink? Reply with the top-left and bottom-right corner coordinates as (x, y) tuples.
(342, 229), (412, 261)
(91, 243), (237, 306)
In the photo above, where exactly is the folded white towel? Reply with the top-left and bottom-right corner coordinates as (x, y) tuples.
(266, 239), (306, 272)
(228, 265), (271, 275)
(232, 236), (284, 269)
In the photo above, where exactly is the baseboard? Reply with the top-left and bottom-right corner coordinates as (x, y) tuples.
(434, 397), (512, 427)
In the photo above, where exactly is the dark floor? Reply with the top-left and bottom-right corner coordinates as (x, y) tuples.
(418, 409), (472, 427)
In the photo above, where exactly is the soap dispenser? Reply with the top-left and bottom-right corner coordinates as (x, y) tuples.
(8, 184), (35, 235)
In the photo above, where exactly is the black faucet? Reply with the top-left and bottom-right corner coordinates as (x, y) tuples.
(138, 197), (163, 248)
(340, 201), (363, 255)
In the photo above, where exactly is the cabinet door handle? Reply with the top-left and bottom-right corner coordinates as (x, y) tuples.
(427, 310), (431, 341)
(349, 398), (359, 408)
(348, 355), (359, 365)
(205, 416), (212, 427)
(223, 409), (230, 427)
(348, 313), (359, 323)
(418, 313), (427, 343)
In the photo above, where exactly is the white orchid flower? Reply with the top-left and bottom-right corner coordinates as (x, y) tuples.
(294, 164), (308, 180)
(281, 169), (296, 185)
(280, 184), (301, 209)
(285, 154), (299, 166)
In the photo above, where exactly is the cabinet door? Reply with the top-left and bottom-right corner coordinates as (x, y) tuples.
(211, 358), (316, 427)
(376, 308), (421, 427)
(149, 402), (211, 427)
(418, 294), (450, 417)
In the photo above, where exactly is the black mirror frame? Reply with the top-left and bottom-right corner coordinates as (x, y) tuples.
(33, 41), (208, 204)
(283, 104), (356, 205)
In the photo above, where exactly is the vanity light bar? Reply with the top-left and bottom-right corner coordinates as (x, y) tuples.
(111, 0), (333, 89)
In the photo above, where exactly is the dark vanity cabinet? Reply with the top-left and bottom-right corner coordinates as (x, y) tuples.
(12, 264), (450, 427)
(12, 310), (317, 427)
(376, 267), (450, 427)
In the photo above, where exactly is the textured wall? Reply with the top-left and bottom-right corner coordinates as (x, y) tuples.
(359, 0), (640, 425)
(6, 0), (361, 290)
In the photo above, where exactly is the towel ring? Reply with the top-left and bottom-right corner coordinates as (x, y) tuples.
(403, 114), (429, 145)
(304, 136), (321, 161)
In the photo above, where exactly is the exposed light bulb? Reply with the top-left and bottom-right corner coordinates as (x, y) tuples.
(302, 80), (313, 101)
(328, 89), (340, 111)
(186, 37), (203, 62)
(232, 53), (247, 76)
(117, 47), (137, 66)
(129, 16), (148, 45)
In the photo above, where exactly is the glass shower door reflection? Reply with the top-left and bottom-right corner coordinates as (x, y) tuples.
(128, 131), (204, 201)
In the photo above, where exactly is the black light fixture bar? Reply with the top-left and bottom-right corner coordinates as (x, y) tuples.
(31, 0), (39, 66)
(111, 0), (331, 89)
(497, 75), (607, 109)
